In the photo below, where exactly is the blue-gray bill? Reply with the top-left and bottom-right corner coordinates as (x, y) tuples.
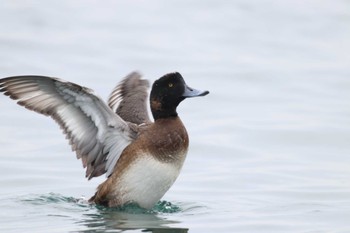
(182, 85), (209, 98)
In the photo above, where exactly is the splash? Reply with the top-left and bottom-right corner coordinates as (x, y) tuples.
(21, 193), (183, 214)
(95, 200), (182, 214)
(154, 200), (182, 213)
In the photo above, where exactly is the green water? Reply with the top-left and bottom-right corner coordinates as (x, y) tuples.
(20, 193), (196, 232)
(22, 193), (183, 214)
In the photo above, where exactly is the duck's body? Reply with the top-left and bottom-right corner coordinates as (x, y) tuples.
(92, 117), (188, 208)
(0, 72), (208, 209)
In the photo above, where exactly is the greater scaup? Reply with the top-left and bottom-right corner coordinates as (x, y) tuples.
(0, 72), (209, 209)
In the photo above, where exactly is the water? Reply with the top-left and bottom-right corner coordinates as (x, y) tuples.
(0, 0), (350, 232)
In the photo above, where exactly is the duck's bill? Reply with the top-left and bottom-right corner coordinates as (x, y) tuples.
(182, 85), (209, 98)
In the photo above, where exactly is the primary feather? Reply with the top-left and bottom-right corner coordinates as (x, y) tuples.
(0, 76), (137, 179)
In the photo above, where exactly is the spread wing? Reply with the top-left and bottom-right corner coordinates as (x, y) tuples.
(108, 72), (151, 125)
(0, 76), (137, 179)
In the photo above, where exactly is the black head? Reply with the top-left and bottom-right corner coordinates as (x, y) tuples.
(150, 72), (209, 120)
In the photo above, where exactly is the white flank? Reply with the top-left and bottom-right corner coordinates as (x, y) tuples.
(114, 153), (185, 209)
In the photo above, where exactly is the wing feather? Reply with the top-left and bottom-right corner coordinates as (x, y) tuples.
(108, 72), (151, 124)
(0, 76), (137, 179)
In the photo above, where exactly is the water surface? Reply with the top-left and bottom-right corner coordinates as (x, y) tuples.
(0, 1), (350, 232)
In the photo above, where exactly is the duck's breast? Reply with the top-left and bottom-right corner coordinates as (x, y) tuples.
(114, 151), (186, 209)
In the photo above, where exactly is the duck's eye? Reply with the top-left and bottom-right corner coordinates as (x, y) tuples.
(168, 83), (173, 88)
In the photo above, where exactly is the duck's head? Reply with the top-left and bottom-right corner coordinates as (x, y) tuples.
(150, 72), (209, 120)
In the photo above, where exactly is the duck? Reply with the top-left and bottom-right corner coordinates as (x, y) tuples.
(0, 71), (209, 209)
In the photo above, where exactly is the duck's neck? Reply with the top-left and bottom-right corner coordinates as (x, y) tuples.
(150, 98), (179, 120)
(152, 109), (178, 120)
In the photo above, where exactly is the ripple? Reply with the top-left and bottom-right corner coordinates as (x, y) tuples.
(94, 200), (185, 214)
(18, 193), (190, 231)
(19, 193), (203, 215)
(21, 192), (89, 207)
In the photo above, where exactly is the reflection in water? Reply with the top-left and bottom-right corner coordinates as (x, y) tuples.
(79, 210), (188, 233)
(21, 193), (189, 233)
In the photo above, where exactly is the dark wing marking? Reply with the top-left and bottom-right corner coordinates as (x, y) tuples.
(108, 72), (151, 124)
(0, 76), (137, 179)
